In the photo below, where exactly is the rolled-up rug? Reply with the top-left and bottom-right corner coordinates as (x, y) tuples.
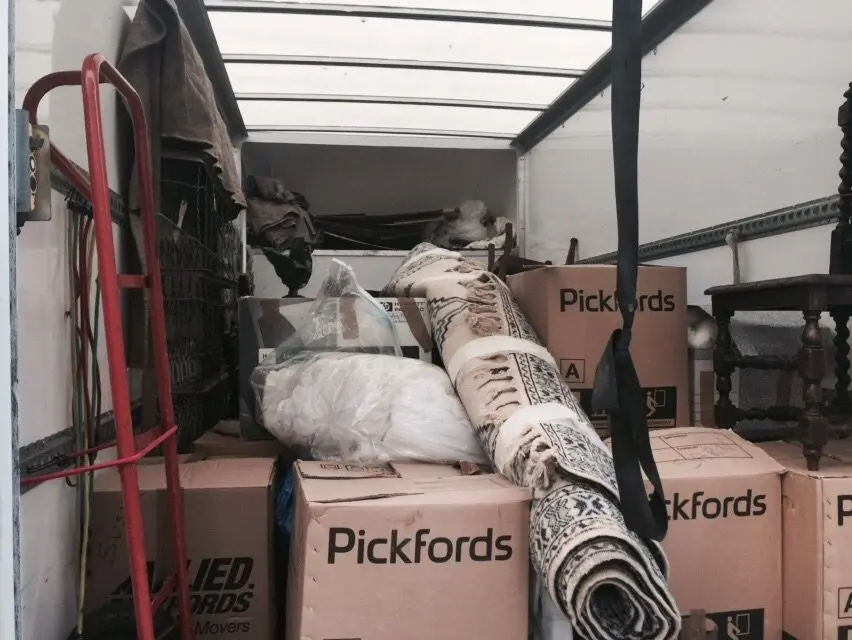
(385, 243), (681, 640)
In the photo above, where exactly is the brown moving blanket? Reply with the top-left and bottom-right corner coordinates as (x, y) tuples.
(118, 0), (244, 218)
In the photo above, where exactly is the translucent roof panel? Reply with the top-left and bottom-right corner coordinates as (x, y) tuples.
(227, 63), (574, 108)
(210, 14), (612, 71)
(237, 100), (539, 136)
(205, 0), (668, 142)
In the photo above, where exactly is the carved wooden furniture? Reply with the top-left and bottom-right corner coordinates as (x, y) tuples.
(705, 83), (852, 471)
(486, 222), (553, 280)
(565, 237), (579, 264)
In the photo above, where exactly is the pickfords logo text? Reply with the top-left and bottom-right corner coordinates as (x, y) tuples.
(839, 494), (852, 526)
(110, 557), (256, 635)
(666, 490), (767, 521)
(560, 288), (677, 313)
(380, 300), (427, 314)
(327, 527), (513, 564)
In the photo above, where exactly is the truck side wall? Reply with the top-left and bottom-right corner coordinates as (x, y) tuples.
(525, 0), (852, 303)
(15, 1), (133, 637)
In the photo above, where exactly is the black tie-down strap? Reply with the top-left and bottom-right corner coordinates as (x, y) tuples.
(591, 0), (668, 542)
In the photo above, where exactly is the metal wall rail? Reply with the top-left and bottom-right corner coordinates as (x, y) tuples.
(18, 403), (143, 494)
(51, 159), (127, 226)
(579, 196), (839, 264)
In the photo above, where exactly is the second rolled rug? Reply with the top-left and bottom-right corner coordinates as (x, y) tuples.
(385, 243), (681, 640)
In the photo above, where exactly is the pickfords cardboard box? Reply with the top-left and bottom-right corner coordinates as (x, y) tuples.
(508, 265), (689, 432)
(193, 425), (294, 459)
(758, 440), (852, 640)
(645, 427), (784, 638)
(287, 460), (531, 640)
(86, 455), (278, 639)
(238, 295), (433, 439)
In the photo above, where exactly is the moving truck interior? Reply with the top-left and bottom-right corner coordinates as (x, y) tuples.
(4, 0), (852, 638)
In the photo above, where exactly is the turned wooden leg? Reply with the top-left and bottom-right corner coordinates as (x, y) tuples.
(713, 309), (736, 428)
(799, 311), (828, 470)
(832, 308), (851, 414)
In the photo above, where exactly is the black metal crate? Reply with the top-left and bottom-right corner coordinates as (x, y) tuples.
(158, 152), (242, 447)
(173, 374), (231, 453)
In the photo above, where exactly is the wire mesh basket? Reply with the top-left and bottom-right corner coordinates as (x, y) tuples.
(158, 153), (241, 450)
(172, 373), (232, 452)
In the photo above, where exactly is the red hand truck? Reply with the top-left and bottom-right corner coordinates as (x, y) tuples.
(20, 54), (194, 640)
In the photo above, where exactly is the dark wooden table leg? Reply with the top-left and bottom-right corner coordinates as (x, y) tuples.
(713, 309), (736, 428)
(800, 311), (828, 470)
(831, 308), (851, 414)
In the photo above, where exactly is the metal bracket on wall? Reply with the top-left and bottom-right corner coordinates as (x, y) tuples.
(14, 109), (51, 233)
(579, 196), (839, 264)
(18, 402), (143, 494)
(12, 108), (128, 232)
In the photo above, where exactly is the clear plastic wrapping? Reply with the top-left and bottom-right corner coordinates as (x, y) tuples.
(250, 260), (486, 465)
(258, 259), (401, 366)
(255, 351), (486, 464)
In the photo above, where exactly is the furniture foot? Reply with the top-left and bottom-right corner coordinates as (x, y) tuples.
(799, 311), (828, 470)
(713, 310), (736, 428)
(832, 308), (851, 414)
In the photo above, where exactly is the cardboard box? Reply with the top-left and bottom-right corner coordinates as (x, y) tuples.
(650, 427), (784, 638)
(86, 458), (167, 616)
(238, 296), (432, 439)
(508, 265), (689, 431)
(193, 427), (293, 459)
(758, 440), (852, 640)
(87, 456), (278, 639)
(287, 461), (531, 640)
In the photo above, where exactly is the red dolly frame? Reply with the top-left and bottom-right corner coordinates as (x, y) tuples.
(20, 54), (194, 640)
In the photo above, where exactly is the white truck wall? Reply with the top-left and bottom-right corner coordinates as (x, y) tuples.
(525, 0), (852, 304)
(0, 4), (15, 640)
(243, 142), (518, 220)
(15, 1), (134, 637)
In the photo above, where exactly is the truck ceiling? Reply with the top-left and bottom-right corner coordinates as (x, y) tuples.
(194, 0), (713, 149)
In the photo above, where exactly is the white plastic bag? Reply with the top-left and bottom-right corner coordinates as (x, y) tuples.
(257, 351), (487, 464)
(250, 260), (486, 464)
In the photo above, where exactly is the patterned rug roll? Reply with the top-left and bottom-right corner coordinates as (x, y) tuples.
(385, 244), (681, 640)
